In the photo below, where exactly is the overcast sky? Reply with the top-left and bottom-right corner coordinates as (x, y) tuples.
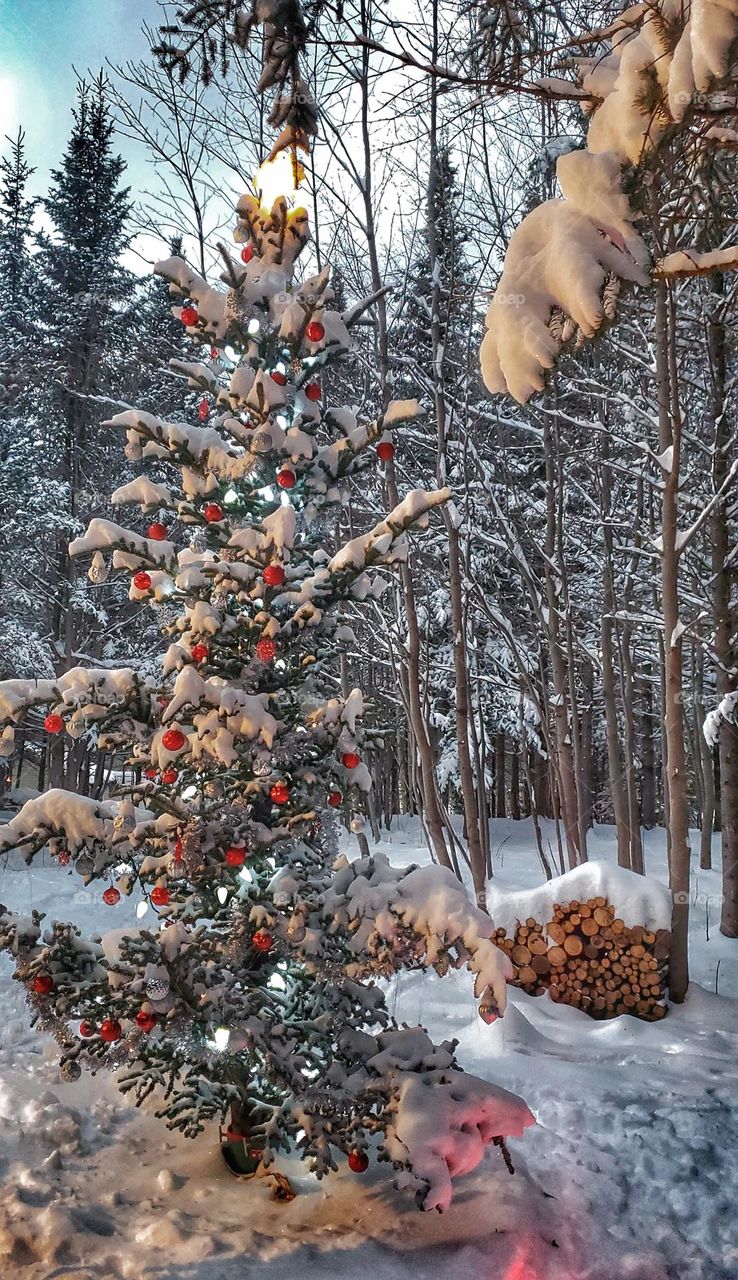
(0, 0), (158, 193)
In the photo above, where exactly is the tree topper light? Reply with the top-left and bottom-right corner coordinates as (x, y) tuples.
(254, 148), (303, 213)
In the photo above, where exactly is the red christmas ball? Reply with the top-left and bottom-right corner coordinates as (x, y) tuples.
(348, 1150), (369, 1173)
(377, 441), (395, 462)
(270, 369), (287, 386)
(306, 320), (325, 343)
(255, 637), (277, 663)
(240, 244), (254, 263)
(263, 563), (286, 588)
(151, 886), (170, 907)
(136, 1009), (157, 1033)
(99, 1018), (122, 1043)
(79, 1020), (95, 1038)
(181, 304), (199, 327)
(328, 791), (343, 808)
(144, 766), (158, 780)
(252, 929), (273, 953)
(133, 571), (152, 591)
(44, 713), (64, 735)
(203, 502), (224, 524)
(276, 467), (296, 490)
(161, 767), (179, 785)
(32, 974), (54, 995)
(103, 887), (121, 906)
(342, 752), (361, 770)
(304, 381), (321, 402)
(147, 521), (167, 541)
(198, 397), (210, 421)
(224, 846), (246, 867)
(191, 643), (209, 663)
(161, 728), (186, 752)
(210, 346), (219, 360)
(269, 782), (290, 805)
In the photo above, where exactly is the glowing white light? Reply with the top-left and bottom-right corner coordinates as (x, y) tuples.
(212, 1026), (230, 1052)
(223, 488), (238, 504)
(276, 414), (288, 429)
(268, 972), (287, 991)
(136, 901), (149, 918)
(224, 346), (237, 362)
(247, 318), (260, 336)
(182, 785), (197, 800)
(217, 886), (229, 904)
(238, 866), (253, 884)
(254, 150), (301, 213)
(275, 659), (287, 671)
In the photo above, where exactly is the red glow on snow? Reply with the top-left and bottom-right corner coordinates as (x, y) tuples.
(502, 1242), (540, 1280)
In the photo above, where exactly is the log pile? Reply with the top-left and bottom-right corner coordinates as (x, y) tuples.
(493, 896), (670, 1021)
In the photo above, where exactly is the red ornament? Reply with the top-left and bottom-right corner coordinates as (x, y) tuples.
(136, 1009), (157, 1033)
(191, 643), (209, 663)
(262, 563), (286, 588)
(79, 1020), (95, 1038)
(269, 782), (290, 805)
(342, 752), (361, 770)
(210, 346), (219, 360)
(328, 791), (343, 808)
(270, 370), (287, 386)
(198, 397), (210, 421)
(161, 767), (179, 785)
(103, 887), (121, 906)
(151, 886), (170, 907)
(44, 713), (64, 735)
(180, 304), (198, 327)
(224, 846), (246, 868)
(304, 381), (321, 402)
(57, 850), (71, 866)
(306, 320), (325, 343)
(32, 974), (54, 995)
(147, 521), (167, 541)
(173, 838), (184, 863)
(161, 728), (186, 752)
(252, 929), (273, 953)
(377, 441), (395, 462)
(144, 766), (158, 780)
(203, 502), (224, 523)
(240, 244), (254, 263)
(255, 637), (277, 663)
(348, 1150), (369, 1173)
(133, 571), (152, 591)
(99, 1018), (122, 1043)
(276, 467), (296, 490)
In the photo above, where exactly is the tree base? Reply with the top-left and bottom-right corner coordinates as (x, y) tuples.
(219, 1132), (296, 1201)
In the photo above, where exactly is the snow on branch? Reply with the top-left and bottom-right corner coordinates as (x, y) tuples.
(653, 246), (738, 278)
(481, 151), (649, 403)
(0, 790), (117, 858)
(322, 855), (512, 1015)
(378, 1035), (535, 1211)
(328, 488), (451, 575)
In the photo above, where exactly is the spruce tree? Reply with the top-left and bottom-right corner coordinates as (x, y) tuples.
(0, 146), (532, 1210)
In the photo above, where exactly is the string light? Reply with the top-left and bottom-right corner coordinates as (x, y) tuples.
(210, 1026), (231, 1052)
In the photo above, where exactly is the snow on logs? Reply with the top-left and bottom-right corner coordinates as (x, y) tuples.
(488, 864), (671, 1021)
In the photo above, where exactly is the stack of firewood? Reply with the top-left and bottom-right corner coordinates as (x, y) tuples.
(493, 896), (670, 1020)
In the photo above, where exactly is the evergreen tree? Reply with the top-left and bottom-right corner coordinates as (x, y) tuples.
(0, 149), (531, 1209)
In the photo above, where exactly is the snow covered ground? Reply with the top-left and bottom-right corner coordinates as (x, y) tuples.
(0, 817), (736, 1280)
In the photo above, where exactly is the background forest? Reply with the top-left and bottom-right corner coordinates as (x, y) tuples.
(2, 0), (737, 995)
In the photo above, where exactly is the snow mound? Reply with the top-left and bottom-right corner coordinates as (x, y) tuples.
(487, 861), (671, 933)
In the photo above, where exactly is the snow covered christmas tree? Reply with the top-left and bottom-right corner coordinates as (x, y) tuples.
(0, 142), (532, 1209)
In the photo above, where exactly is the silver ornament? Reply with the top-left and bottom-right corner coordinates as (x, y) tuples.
(60, 1059), (82, 1082)
(145, 977), (171, 1001)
